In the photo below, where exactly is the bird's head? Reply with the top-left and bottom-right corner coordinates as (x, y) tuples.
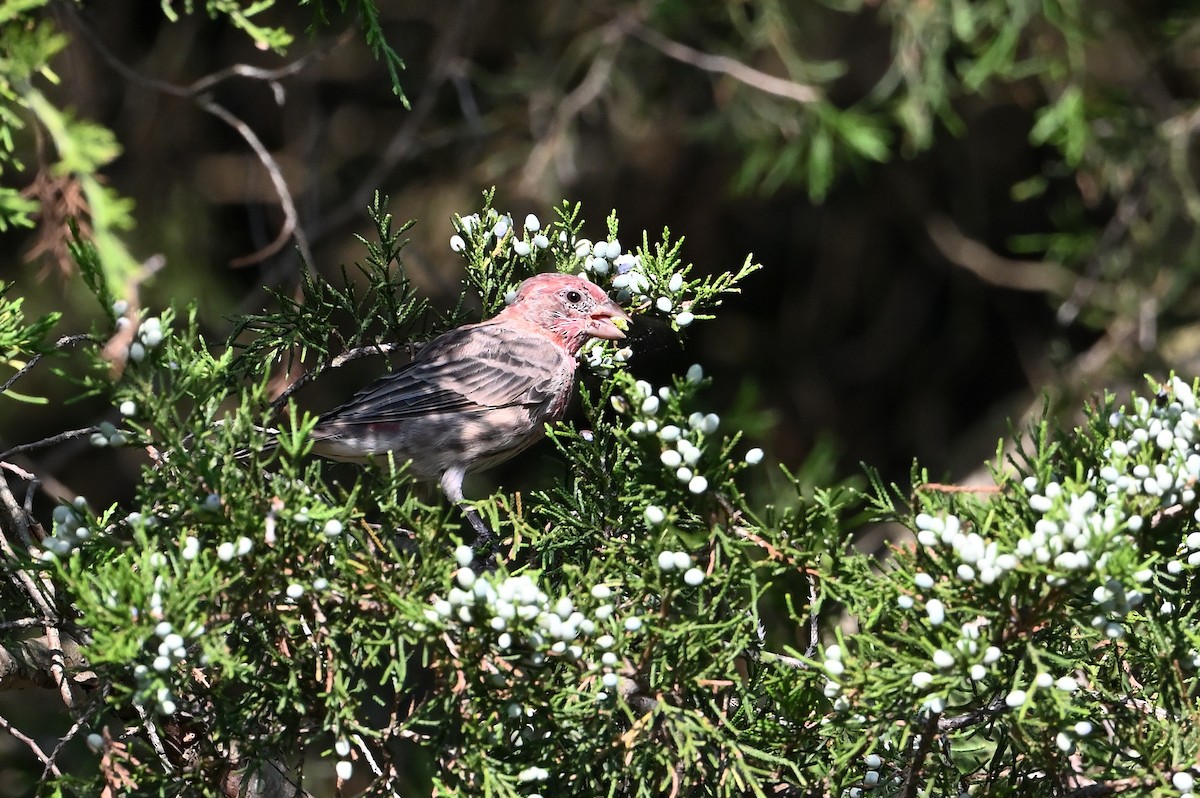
(504, 273), (631, 355)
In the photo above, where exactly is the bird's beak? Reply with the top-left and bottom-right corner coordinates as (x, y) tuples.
(590, 300), (632, 340)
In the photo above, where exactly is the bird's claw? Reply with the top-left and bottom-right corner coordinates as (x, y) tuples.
(463, 506), (498, 572)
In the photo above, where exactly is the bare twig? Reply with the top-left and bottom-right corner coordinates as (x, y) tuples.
(915, 482), (1002, 495)
(0, 711), (63, 776)
(937, 695), (1007, 732)
(352, 733), (383, 777)
(0, 616), (57, 630)
(0, 452), (76, 505)
(0, 426), (101, 461)
(0, 474), (81, 711)
(520, 18), (626, 195)
(1151, 502), (1187, 528)
(629, 20), (822, 105)
(804, 571), (820, 659)
(196, 96), (312, 269)
(0, 333), (94, 396)
(61, 5), (190, 98)
(43, 625), (77, 710)
(15, 464), (37, 513)
(268, 341), (408, 411)
(901, 712), (940, 798)
(759, 651), (807, 670)
(187, 31), (356, 95)
(44, 683), (109, 782)
(925, 215), (1077, 295)
(0, 471), (44, 575)
(103, 254), (166, 375)
(0, 461), (39, 512)
(66, 2), (349, 100)
(62, 4), (331, 271)
(0, 629), (93, 693)
(0, 468), (91, 715)
(133, 701), (174, 773)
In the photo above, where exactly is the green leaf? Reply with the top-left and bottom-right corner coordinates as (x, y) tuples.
(806, 127), (834, 201)
(0, 186), (38, 230)
(836, 112), (892, 162)
(0, 386), (49, 403)
(24, 90), (122, 175)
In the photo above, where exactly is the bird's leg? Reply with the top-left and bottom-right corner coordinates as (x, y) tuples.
(441, 467), (498, 567)
(461, 505), (497, 566)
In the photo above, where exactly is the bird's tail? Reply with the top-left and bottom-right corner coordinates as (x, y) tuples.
(233, 425), (281, 462)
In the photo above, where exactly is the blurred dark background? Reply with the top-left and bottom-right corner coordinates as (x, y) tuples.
(8, 0), (1191, 512)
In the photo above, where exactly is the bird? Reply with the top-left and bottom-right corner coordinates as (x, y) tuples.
(306, 272), (631, 549)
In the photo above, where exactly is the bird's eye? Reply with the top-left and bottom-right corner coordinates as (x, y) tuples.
(565, 290), (583, 304)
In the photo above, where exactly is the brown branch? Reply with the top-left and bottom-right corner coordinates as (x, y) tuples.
(0, 478), (53, 624)
(0, 629), (95, 693)
(915, 482), (1002, 495)
(759, 651), (807, 670)
(1061, 776), (1158, 797)
(925, 215), (1078, 295)
(0, 460), (38, 496)
(132, 701), (173, 774)
(0, 711), (62, 776)
(268, 341), (409, 410)
(901, 712), (940, 798)
(0, 472), (94, 712)
(937, 695), (1007, 732)
(0, 616), (57, 630)
(187, 31), (356, 95)
(195, 96), (311, 269)
(44, 682), (109, 782)
(63, 4), (324, 270)
(520, 16), (627, 195)
(0, 333), (94, 396)
(0, 426), (101, 461)
(103, 254), (166, 376)
(629, 21), (822, 105)
(352, 733), (383, 778)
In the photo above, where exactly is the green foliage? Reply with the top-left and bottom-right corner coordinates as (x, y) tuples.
(9, 190), (1200, 795)
(448, 195), (759, 337)
(659, 0), (1099, 198)
(301, 0), (409, 103)
(158, 0), (409, 102)
(0, 280), (60, 403)
(877, 0), (1087, 151)
(17, 187), (1200, 796)
(229, 192), (427, 383)
(649, 0), (1200, 356)
(0, 5), (61, 231)
(0, 9), (138, 283)
(730, 102), (893, 201)
(7, 196), (782, 795)
(826, 378), (1200, 796)
(160, 0), (296, 52)
(659, 0), (1166, 224)
(5, 1), (1200, 795)
(0, 1), (407, 279)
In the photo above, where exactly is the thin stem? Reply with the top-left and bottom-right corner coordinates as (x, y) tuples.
(0, 712), (62, 776)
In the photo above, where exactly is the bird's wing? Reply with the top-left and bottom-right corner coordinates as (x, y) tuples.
(319, 323), (569, 424)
